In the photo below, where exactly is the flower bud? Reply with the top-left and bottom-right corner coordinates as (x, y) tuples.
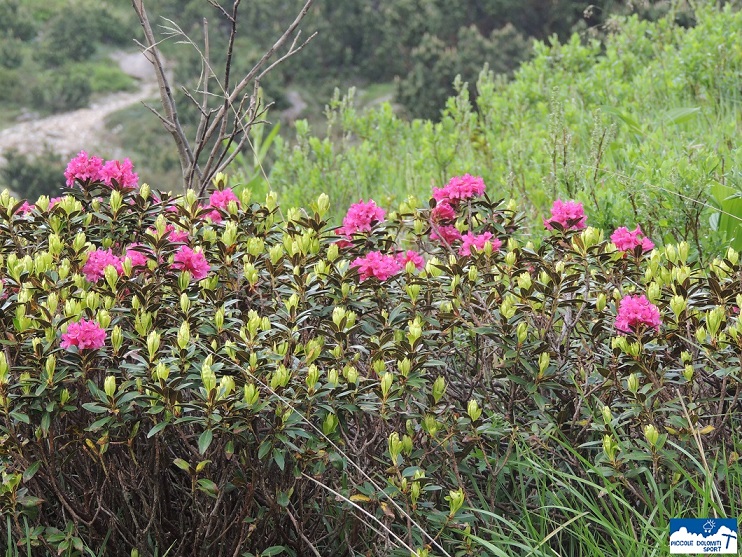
(538, 352), (550, 376)
(315, 193), (330, 217)
(602, 405), (612, 424)
(104, 376), (116, 398)
(111, 325), (123, 354)
(647, 281), (661, 304)
(72, 232), (87, 253)
(665, 244), (677, 264)
(322, 413), (338, 435)
(327, 368), (340, 387)
(517, 321), (528, 344)
(432, 376), (446, 404)
(0, 352), (8, 385)
(467, 399), (482, 422)
(397, 358), (411, 377)
(595, 292), (606, 313)
(670, 295), (686, 319)
(504, 251), (516, 267)
(219, 376), (235, 398)
(643, 424), (659, 447)
(683, 364), (694, 382)
(467, 266), (478, 282)
(177, 321), (190, 350)
(201, 361), (216, 393)
(244, 383), (259, 405)
(446, 488), (465, 517)
(343, 365), (358, 384)
(517, 272), (532, 292)
(380, 372), (393, 398)
(306, 364), (320, 391)
(627, 373), (639, 393)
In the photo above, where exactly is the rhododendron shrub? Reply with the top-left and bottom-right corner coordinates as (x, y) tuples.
(0, 166), (741, 556)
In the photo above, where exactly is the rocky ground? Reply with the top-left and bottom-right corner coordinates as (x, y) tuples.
(0, 51), (159, 165)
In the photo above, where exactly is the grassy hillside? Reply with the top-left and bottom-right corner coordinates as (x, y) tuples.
(262, 3), (741, 259)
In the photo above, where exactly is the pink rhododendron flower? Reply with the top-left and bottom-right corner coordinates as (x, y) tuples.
(430, 224), (462, 244)
(615, 294), (662, 333)
(544, 200), (587, 231)
(209, 188), (240, 210)
(351, 251), (402, 281)
(458, 231), (501, 256)
(124, 244), (151, 268)
(64, 151), (104, 187)
(432, 174), (486, 204)
(61, 319), (106, 351)
(16, 201), (34, 215)
(337, 199), (386, 238)
(396, 250), (425, 270)
(611, 226), (654, 253)
(165, 225), (189, 244)
(100, 158), (138, 190)
(172, 246), (210, 280)
(431, 201), (456, 222)
(49, 197), (63, 209)
(83, 249), (123, 283)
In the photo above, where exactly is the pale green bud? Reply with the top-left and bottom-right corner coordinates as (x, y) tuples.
(670, 295), (686, 319)
(111, 325), (123, 354)
(306, 364), (320, 391)
(643, 424), (659, 447)
(177, 321), (190, 350)
(72, 232), (86, 252)
(602, 405), (612, 424)
(201, 361), (216, 393)
(327, 368), (340, 387)
(517, 321), (528, 344)
(380, 372), (393, 398)
(104, 376), (116, 398)
(596, 293), (607, 312)
(706, 306), (725, 338)
(665, 244), (677, 264)
(538, 352), (550, 376)
(244, 383), (259, 405)
(683, 364), (694, 382)
(265, 191), (278, 211)
(110, 190), (123, 213)
(446, 488), (465, 517)
(432, 376), (446, 404)
(678, 241), (689, 264)
(627, 373), (639, 393)
(517, 272), (532, 292)
(322, 413), (339, 435)
(397, 357), (411, 377)
(467, 399), (482, 422)
(647, 281), (661, 304)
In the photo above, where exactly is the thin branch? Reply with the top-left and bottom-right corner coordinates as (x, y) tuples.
(131, 0), (196, 186)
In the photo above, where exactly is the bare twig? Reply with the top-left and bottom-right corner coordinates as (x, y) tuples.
(132, 0), (315, 195)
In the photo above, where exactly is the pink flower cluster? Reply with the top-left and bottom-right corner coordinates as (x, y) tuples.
(83, 249), (123, 283)
(15, 202), (34, 215)
(351, 251), (403, 281)
(202, 188), (241, 223)
(459, 231), (501, 256)
(615, 294), (662, 333)
(433, 174), (486, 204)
(544, 200), (587, 231)
(61, 319), (106, 351)
(396, 250), (425, 270)
(611, 225), (654, 253)
(64, 151), (138, 190)
(124, 244), (151, 268)
(172, 246), (210, 280)
(337, 199), (386, 241)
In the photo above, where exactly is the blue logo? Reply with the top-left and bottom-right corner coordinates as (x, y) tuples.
(670, 518), (738, 554)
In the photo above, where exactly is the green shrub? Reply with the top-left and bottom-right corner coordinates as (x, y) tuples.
(263, 3), (741, 260)
(0, 150), (65, 200)
(0, 163), (740, 555)
(30, 68), (92, 113)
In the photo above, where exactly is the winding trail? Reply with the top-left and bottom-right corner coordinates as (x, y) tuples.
(0, 51), (159, 164)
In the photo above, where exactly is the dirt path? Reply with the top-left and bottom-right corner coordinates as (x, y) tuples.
(0, 51), (159, 164)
